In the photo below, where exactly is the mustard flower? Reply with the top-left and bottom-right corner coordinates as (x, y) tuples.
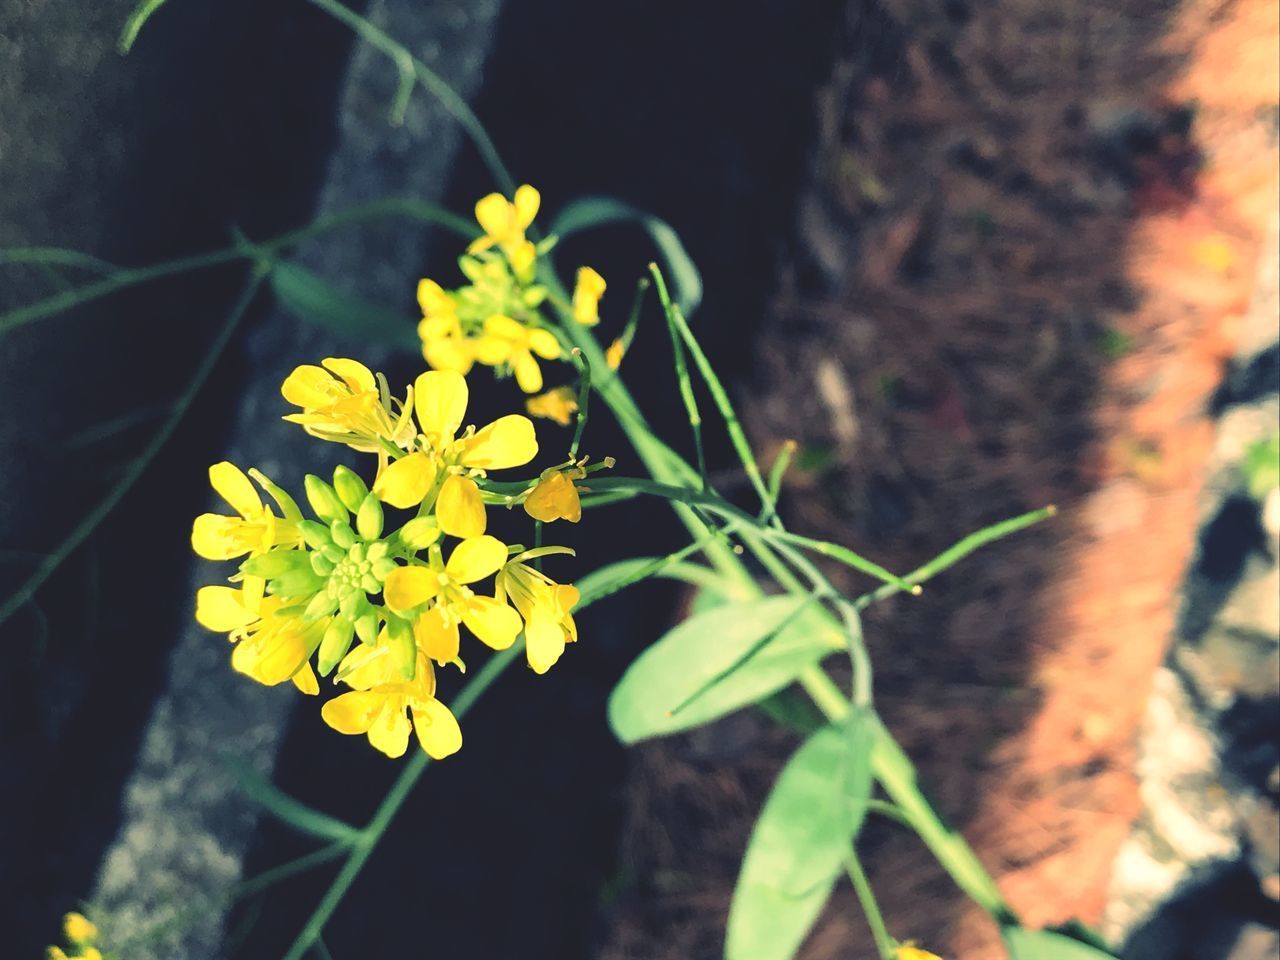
(372, 370), (537, 537)
(572, 266), (607, 326)
(605, 337), (627, 370)
(417, 278), (475, 375)
(524, 465), (587, 524)
(473, 313), (562, 393)
(322, 644), (461, 759)
(525, 386), (579, 426)
(496, 552), (580, 674)
(47, 911), (105, 960)
(896, 947), (944, 960)
(195, 581), (322, 694)
(191, 462), (301, 561)
(383, 535), (523, 656)
(468, 184), (540, 279)
(281, 357), (415, 457)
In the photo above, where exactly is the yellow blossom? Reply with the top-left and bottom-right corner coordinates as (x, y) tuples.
(526, 386), (579, 427)
(62, 914), (97, 945)
(467, 184), (540, 278)
(281, 357), (415, 456)
(605, 337), (626, 370)
(383, 535), (523, 653)
(322, 645), (461, 759)
(191, 462), (300, 561)
(372, 371), (538, 535)
(524, 466), (586, 523)
(195, 580), (322, 694)
(473, 314), (562, 393)
(572, 266), (607, 326)
(417, 278), (475, 375)
(896, 946), (944, 960)
(497, 555), (579, 674)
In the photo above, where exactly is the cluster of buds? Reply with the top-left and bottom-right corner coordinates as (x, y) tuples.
(192, 359), (607, 759)
(416, 184), (608, 406)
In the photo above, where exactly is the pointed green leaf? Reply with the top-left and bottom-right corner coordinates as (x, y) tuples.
(270, 261), (418, 351)
(608, 597), (843, 743)
(1002, 928), (1119, 960)
(725, 715), (874, 960)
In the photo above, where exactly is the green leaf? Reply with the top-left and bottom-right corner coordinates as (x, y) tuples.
(549, 197), (703, 315)
(1002, 927), (1120, 960)
(725, 716), (874, 960)
(270, 261), (418, 351)
(223, 755), (359, 844)
(608, 597), (843, 744)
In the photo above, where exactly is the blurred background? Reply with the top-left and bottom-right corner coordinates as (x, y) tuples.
(1, 1), (1276, 958)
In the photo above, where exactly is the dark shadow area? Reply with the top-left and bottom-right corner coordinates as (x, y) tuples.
(0, 2), (361, 953)
(229, 1), (843, 957)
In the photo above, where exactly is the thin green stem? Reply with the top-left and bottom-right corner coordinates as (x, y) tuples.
(650, 266), (709, 489)
(281, 644), (522, 960)
(0, 246), (119, 274)
(761, 439), (796, 525)
(0, 270), (268, 629)
(304, 0), (515, 194)
(118, 0), (168, 52)
(846, 849), (896, 960)
(568, 347), (592, 459)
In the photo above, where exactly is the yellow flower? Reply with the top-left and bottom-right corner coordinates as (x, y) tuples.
(383, 535), (523, 654)
(47, 949), (101, 960)
(525, 386), (579, 427)
(572, 266), (607, 325)
(372, 370), (538, 536)
(524, 466), (585, 524)
(473, 314), (562, 393)
(605, 337), (627, 370)
(195, 580), (321, 694)
(417, 278), (475, 375)
(322, 645), (462, 759)
(468, 184), (540, 279)
(62, 914), (97, 945)
(281, 357), (415, 456)
(191, 462), (300, 561)
(497, 556), (579, 674)
(896, 946), (944, 960)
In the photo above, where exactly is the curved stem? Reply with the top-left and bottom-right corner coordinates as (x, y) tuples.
(846, 849), (896, 960)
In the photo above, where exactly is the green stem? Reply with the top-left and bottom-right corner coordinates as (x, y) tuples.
(846, 849), (896, 960)
(0, 270), (268, 629)
(282, 643), (523, 960)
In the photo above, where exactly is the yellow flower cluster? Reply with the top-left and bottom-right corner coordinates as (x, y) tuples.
(415, 184), (608, 409)
(193, 359), (599, 759)
(46, 912), (102, 960)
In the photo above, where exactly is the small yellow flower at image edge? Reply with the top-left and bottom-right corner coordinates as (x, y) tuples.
(46, 911), (104, 960)
(896, 944), (945, 960)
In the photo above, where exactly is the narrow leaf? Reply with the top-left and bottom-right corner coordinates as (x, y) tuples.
(725, 716), (874, 960)
(549, 197), (703, 315)
(608, 597), (844, 743)
(270, 261), (418, 351)
(1002, 928), (1119, 960)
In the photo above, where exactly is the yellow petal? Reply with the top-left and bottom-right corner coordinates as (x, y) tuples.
(475, 192), (512, 239)
(422, 335), (476, 375)
(322, 357), (376, 394)
(472, 333), (513, 366)
(367, 700), (411, 758)
(383, 565), (441, 613)
(524, 609), (567, 674)
(573, 266), (606, 325)
(606, 338), (626, 370)
(523, 472), (581, 523)
(528, 327), (562, 361)
(510, 239), (537, 279)
(461, 414), (538, 469)
(291, 661), (319, 696)
(414, 606), (460, 663)
(482, 313), (527, 342)
(281, 364), (337, 408)
(416, 278), (454, 316)
(460, 595), (523, 650)
(413, 370), (468, 445)
(209, 462), (261, 518)
(321, 690), (383, 734)
(445, 535), (508, 584)
(436, 474), (487, 538)
(195, 586), (256, 632)
(513, 351), (544, 393)
(412, 698), (463, 759)
(191, 514), (240, 561)
(513, 184), (540, 228)
(895, 949), (944, 960)
(372, 452), (436, 509)
(63, 912), (98, 945)
(525, 386), (578, 427)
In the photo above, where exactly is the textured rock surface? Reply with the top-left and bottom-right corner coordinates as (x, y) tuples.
(86, 3), (501, 957)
